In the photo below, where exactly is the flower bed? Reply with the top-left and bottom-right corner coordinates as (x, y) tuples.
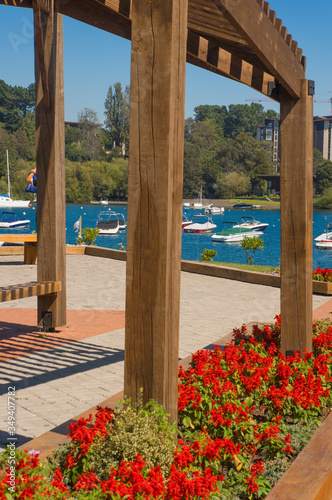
(1, 317), (332, 499)
(313, 267), (332, 282)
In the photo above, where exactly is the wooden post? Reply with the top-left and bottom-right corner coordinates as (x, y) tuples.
(34, 2), (66, 328)
(124, 0), (188, 421)
(280, 79), (313, 354)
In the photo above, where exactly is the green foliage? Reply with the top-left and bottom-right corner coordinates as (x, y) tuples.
(315, 160), (332, 194)
(201, 248), (217, 262)
(241, 235), (264, 265)
(313, 188), (332, 209)
(50, 392), (176, 484)
(78, 227), (99, 246)
(214, 171), (251, 198)
(104, 82), (130, 153)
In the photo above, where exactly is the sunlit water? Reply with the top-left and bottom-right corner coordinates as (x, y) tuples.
(1, 204), (331, 269)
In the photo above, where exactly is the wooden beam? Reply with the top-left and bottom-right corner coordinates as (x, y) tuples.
(124, 0), (188, 422)
(214, 0), (305, 98)
(279, 80), (313, 355)
(187, 31), (275, 98)
(34, 3), (66, 328)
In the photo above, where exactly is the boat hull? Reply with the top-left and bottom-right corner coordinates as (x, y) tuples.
(183, 223), (216, 233)
(0, 197), (30, 208)
(212, 231), (263, 242)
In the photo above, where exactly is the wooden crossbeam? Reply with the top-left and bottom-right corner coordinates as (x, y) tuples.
(215, 0), (305, 98)
(187, 31), (275, 98)
(0, 281), (61, 302)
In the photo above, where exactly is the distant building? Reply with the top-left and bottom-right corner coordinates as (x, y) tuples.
(256, 115), (332, 166)
(313, 116), (332, 161)
(256, 117), (279, 170)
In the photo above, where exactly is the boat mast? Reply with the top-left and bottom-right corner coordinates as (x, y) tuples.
(6, 150), (10, 198)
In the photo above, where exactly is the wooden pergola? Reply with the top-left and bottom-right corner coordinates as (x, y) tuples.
(2, 0), (313, 422)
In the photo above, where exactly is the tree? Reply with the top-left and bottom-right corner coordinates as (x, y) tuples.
(104, 82), (130, 153)
(315, 160), (332, 195)
(78, 108), (102, 161)
(214, 171), (251, 198)
(241, 235), (264, 265)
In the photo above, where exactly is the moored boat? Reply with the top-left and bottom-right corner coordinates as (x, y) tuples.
(233, 216), (268, 232)
(183, 215), (216, 233)
(0, 212), (30, 229)
(211, 221), (264, 242)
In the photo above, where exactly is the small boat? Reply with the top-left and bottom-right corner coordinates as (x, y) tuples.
(183, 186), (210, 210)
(315, 223), (332, 242)
(232, 202), (254, 209)
(100, 197), (109, 205)
(204, 204), (224, 214)
(183, 215), (216, 233)
(233, 216), (268, 232)
(0, 211), (30, 229)
(211, 221), (263, 242)
(315, 224), (332, 249)
(0, 151), (30, 208)
(182, 216), (193, 228)
(96, 211), (120, 234)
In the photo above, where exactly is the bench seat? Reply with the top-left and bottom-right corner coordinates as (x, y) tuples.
(0, 281), (61, 303)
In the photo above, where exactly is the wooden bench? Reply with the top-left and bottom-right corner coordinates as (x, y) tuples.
(0, 234), (37, 264)
(0, 281), (61, 303)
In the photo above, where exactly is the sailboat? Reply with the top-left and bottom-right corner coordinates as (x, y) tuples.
(183, 186), (209, 210)
(0, 150), (30, 208)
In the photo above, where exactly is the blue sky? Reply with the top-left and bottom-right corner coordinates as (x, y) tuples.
(0, 0), (331, 124)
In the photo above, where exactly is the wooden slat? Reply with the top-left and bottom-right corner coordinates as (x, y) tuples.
(187, 31), (276, 99)
(280, 80), (313, 355)
(0, 281), (61, 302)
(0, 234), (37, 243)
(124, 0), (188, 423)
(215, 0), (305, 98)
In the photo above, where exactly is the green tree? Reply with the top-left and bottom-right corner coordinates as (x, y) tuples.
(78, 108), (102, 161)
(214, 171), (251, 198)
(104, 82), (130, 153)
(315, 160), (332, 194)
(241, 235), (264, 265)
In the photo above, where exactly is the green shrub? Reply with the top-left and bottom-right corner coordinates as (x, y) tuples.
(50, 392), (176, 483)
(201, 248), (217, 262)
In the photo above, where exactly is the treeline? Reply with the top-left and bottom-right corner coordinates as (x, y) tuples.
(1, 79), (332, 204)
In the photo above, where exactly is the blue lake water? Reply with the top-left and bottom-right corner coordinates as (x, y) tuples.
(1, 204), (332, 269)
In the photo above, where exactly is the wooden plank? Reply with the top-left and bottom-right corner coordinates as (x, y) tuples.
(266, 412), (332, 499)
(186, 31), (276, 98)
(279, 80), (313, 354)
(124, 0), (188, 422)
(34, 6), (66, 328)
(0, 234), (37, 242)
(0, 281), (61, 302)
(24, 241), (37, 264)
(215, 0), (305, 98)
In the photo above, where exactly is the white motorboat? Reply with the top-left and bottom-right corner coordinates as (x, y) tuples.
(182, 216), (193, 228)
(96, 211), (126, 234)
(0, 151), (30, 208)
(211, 221), (263, 242)
(315, 225), (332, 249)
(183, 215), (216, 233)
(96, 211), (120, 234)
(204, 204), (224, 214)
(0, 212), (30, 229)
(315, 223), (332, 242)
(233, 216), (268, 232)
(100, 197), (109, 205)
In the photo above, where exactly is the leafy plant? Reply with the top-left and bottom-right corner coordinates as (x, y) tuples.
(201, 248), (217, 262)
(241, 235), (264, 264)
(76, 227), (99, 246)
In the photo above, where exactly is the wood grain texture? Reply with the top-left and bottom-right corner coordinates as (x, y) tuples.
(0, 281), (61, 302)
(266, 411), (332, 499)
(280, 80), (313, 354)
(215, 0), (305, 98)
(34, 5), (66, 327)
(124, 0), (188, 422)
